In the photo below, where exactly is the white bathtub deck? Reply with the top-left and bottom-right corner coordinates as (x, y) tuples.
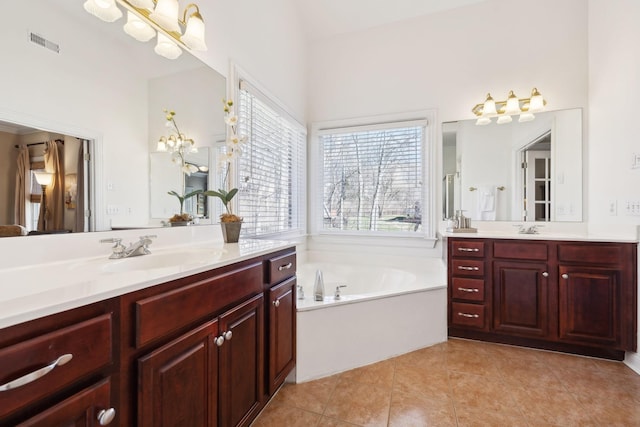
(294, 257), (448, 383)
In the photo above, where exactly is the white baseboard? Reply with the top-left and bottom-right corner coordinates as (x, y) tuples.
(625, 351), (640, 375)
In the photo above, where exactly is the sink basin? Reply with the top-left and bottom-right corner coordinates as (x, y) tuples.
(101, 249), (224, 273)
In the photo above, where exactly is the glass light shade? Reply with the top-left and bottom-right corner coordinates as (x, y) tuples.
(181, 13), (207, 51)
(504, 91), (521, 115)
(475, 117), (491, 126)
(34, 171), (53, 186)
(529, 88), (545, 113)
(149, 0), (181, 32)
(157, 140), (167, 152)
(154, 33), (182, 59)
(496, 115), (512, 124)
(519, 112), (536, 123)
(83, 0), (123, 22)
(123, 12), (156, 42)
(128, 0), (154, 9)
(482, 93), (497, 117)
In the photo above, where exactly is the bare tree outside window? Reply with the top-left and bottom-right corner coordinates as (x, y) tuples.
(321, 126), (423, 233)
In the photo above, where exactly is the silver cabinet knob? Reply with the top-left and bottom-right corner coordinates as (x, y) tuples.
(273, 299), (280, 308)
(97, 408), (116, 425)
(562, 273), (569, 279)
(215, 336), (225, 347)
(542, 272), (549, 277)
(224, 331), (232, 341)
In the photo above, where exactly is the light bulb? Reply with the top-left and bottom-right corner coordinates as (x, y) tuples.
(154, 33), (182, 59)
(529, 88), (545, 113)
(482, 93), (497, 117)
(123, 11), (156, 42)
(150, 0), (180, 33)
(181, 8), (207, 51)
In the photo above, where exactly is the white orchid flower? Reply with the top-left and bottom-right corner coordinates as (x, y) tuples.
(224, 114), (238, 126)
(182, 164), (198, 175)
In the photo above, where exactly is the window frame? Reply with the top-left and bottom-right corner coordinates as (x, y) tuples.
(310, 111), (437, 244)
(230, 64), (307, 239)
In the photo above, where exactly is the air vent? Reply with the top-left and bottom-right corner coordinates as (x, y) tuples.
(29, 32), (60, 53)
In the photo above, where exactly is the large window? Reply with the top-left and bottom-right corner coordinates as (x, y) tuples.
(315, 117), (432, 237)
(235, 79), (306, 237)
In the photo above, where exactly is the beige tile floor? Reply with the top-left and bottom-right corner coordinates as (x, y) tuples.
(251, 338), (640, 427)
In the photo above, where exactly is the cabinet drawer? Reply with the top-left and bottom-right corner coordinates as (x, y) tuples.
(17, 378), (112, 427)
(451, 259), (484, 277)
(0, 314), (112, 419)
(451, 303), (485, 329)
(135, 262), (262, 348)
(451, 240), (485, 258)
(557, 243), (625, 265)
(451, 278), (485, 302)
(267, 252), (296, 285)
(494, 241), (548, 260)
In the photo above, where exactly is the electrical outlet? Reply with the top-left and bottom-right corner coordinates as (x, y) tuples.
(624, 200), (640, 216)
(608, 200), (617, 216)
(106, 205), (120, 215)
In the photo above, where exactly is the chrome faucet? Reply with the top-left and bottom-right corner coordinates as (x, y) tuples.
(516, 224), (541, 234)
(334, 285), (347, 300)
(100, 235), (157, 259)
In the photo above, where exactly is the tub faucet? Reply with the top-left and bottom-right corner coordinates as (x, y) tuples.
(516, 224), (542, 234)
(100, 235), (156, 259)
(334, 285), (347, 300)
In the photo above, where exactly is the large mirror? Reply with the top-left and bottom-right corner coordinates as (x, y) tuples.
(443, 108), (583, 222)
(0, 0), (226, 236)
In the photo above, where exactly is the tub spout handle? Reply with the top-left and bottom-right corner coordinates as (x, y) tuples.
(334, 285), (347, 300)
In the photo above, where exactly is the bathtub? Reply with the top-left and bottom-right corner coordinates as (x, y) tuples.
(293, 256), (448, 382)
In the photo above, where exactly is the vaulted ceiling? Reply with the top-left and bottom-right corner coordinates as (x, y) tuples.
(291, 0), (489, 40)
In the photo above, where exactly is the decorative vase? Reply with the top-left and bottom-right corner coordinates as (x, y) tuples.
(221, 221), (242, 243)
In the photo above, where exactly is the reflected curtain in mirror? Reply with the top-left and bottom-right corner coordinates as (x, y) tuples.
(14, 146), (29, 226)
(38, 140), (64, 231)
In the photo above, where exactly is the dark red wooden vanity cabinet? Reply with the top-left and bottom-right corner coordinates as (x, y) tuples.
(448, 237), (637, 360)
(0, 247), (297, 427)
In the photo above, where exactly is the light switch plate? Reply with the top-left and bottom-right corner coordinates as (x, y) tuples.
(632, 153), (640, 169)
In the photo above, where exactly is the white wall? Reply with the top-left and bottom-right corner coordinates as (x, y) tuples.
(198, 0), (308, 123)
(587, 0), (640, 373)
(307, 0), (588, 124)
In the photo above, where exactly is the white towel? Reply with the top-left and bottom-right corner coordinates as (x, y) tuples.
(477, 185), (496, 220)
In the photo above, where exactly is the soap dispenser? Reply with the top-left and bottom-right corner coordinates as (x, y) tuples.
(314, 270), (325, 301)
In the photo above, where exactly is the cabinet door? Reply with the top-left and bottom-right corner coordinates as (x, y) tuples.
(138, 320), (219, 427)
(558, 265), (620, 347)
(493, 261), (549, 337)
(17, 378), (113, 427)
(268, 277), (296, 395)
(218, 294), (264, 427)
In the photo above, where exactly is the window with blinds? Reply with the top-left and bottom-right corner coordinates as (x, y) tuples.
(319, 122), (426, 235)
(236, 80), (306, 237)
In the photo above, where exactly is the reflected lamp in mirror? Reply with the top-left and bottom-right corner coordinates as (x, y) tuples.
(33, 171), (53, 187)
(84, 0), (207, 60)
(472, 88), (546, 126)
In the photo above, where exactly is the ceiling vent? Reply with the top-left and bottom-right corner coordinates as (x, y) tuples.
(29, 32), (60, 54)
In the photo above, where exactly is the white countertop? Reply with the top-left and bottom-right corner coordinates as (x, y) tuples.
(440, 230), (638, 243)
(0, 238), (295, 329)
(440, 223), (639, 243)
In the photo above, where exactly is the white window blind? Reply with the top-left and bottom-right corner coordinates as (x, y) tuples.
(236, 79), (306, 237)
(319, 122), (426, 235)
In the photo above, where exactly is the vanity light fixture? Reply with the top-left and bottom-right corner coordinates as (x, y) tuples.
(472, 88), (546, 125)
(83, 0), (207, 60)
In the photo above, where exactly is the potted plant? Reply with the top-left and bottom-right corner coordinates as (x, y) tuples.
(167, 189), (203, 225)
(158, 109), (202, 226)
(204, 99), (246, 242)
